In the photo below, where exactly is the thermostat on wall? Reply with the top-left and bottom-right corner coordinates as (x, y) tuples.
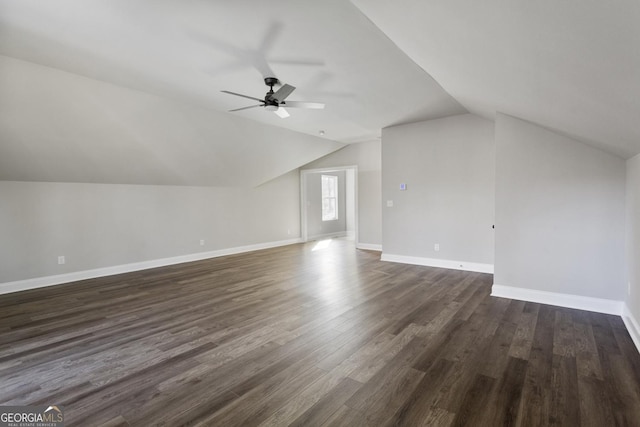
(399, 183), (407, 191)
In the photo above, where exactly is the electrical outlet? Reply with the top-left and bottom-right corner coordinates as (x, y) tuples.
(386, 200), (393, 207)
(200, 239), (205, 246)
(287, 229), (291, 235)
(434, 243), (440, 252)
(58, 256), (65, 265)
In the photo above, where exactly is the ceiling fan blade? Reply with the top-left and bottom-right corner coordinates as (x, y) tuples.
(282, 101), (325, 109)
(269, 84), (296, 103)
(274, 107), (290, 118)
(229, 104), (262, 112)
(221, 90), (264, 103)
(259, 22), (283, 53)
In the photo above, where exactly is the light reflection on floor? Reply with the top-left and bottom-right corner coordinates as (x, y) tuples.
(310, 239), (348, 304)
(311, 239), (333, 251)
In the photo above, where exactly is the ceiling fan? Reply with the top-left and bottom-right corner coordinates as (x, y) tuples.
(222, 77), (325, 118)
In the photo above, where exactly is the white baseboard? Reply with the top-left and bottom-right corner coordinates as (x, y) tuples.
(356, 243), (382, 252)
(491, 284), (623, 315)
(622, 304), (640, 354)
(380, 253), (494, 274)
(0, 238), (302, 296)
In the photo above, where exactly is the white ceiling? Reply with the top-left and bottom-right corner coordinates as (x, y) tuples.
(0, 0), (466, 185)
(0, 0), (463, 143)
(1, 1), (637, 186)
(352, 0), (640, 159)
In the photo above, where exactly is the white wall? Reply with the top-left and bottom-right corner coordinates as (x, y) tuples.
(0, 170), (300, 285)
(303, 140), (382, 247)
(626, 154), (640, 336)
(381, 114), (495, 267)
(494, 114), (626, 301)
(304, 170), (347, 239)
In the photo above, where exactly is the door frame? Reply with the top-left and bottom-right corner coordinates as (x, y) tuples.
(300, 165), (358, 243)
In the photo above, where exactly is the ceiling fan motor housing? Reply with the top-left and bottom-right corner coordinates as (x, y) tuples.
(264, 77), (279, 87)
(264, 77), (281, 105)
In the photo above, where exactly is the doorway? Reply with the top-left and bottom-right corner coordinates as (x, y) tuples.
(300, 166), (358, 242)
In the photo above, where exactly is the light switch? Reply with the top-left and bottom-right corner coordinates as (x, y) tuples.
(386, 200), (393, 207)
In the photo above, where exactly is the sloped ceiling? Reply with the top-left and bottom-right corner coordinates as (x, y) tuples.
(352, 0), (640, 159)
(0, 0), (465, 186)
(0, 55), (344, 187)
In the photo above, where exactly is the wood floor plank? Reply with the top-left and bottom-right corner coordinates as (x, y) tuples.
(578, 375), (616, 427)
(553, 309), (577, 357)
(0, 239), (638, 426)
(514, 304), (555, 426)
(345, 364), (425, 426)
(346, 323), (422, 383)
(288, 377), (362, 427)
(573, 321), (603, 379)
(611, 324), (640, 385)
(450, 373), (496, 426)
(549, 354), (581, 425)
(384, 357), (456, 427)
(478, 319), (519, 378)
(483, 356), (528, 426)
(318, 404), (365, 427)
(599, 352), (640, 424)
(508, 303), (539, 360)
(257, 371), (350, 426)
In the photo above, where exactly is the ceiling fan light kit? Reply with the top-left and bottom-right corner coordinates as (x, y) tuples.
(274, 107), (290, 118)
(222, 77), (325, 118)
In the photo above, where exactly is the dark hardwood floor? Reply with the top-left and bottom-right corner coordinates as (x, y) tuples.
(1, 239), (640, 426)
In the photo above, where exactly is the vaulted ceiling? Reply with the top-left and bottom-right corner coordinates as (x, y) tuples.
(0, 0), (463, 186)
(1, 0), (638, 186)
(352, 0), (640, 159)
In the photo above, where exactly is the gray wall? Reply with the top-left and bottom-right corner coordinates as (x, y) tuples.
(304, 170), (347, 239)
(303, 140), (382, 246)
(495, 114), (626, 300)
(0, 170), (300, 283)
(626, 154), (640, 322)
(381, 114), (495, 264)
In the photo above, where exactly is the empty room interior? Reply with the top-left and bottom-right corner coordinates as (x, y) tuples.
(2, 1), (640, 426)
